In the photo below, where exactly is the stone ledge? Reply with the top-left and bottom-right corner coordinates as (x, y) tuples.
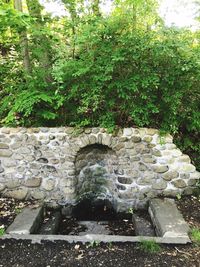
(149, 198), (190, 239)
(6, 206), (43, 234)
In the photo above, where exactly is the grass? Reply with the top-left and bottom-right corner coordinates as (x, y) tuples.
(14, 207), (22, 214)
(0, 226), (5, 236)
(86, 240), (101, 248)
(190, 228), (200, 245)
(138, 240), (161, 253)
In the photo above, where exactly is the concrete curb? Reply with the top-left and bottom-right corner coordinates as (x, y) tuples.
(0, 233), (191, 244)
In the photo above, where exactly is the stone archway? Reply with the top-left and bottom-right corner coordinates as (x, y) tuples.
(74, 144), (119, 206)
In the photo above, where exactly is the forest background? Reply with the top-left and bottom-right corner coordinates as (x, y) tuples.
(0, 0), (200, 170)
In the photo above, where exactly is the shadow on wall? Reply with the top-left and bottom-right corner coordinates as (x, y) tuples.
(74, 144), (119, 206)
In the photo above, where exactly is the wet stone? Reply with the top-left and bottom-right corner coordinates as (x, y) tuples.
(117, 176), (132, 184)
(117, 184), (127, 190)
(42, 165), (57, 173)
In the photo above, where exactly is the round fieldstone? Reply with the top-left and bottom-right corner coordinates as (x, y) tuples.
(152, 149), (162, 157)
(131, 136), (141, 143)
(4, 187), (28, 200)
(31, 190), (45, 199)
(146, 129), (158, 135)
(163, 190), (179, 197)
(24, 177), (42, 187)
(172, 179), (187, 188)
(130, 156), (140, 162)
(102, 135), (111, 146)
(1, 128), (10, 134)
(187, 179), (198, 186)
(139, 163), (148, 171)
(162, 171), (179, 181)
(137, 177), (151, 185)
(116, 184), (127, 190)
(18, 147), (31, 154)
(152, 180), (167, 190)
(153, 165), (169, 173)
(117, 176), (132, 184)
(143, 136), (153, 143)
(6, 179), (21, 189)
(183, 187), (194, 195)
(42, 179), (55, 191)
(181, 164), (196, 173)
(0, 150), (12, 157)
(89, 135), (97, 144)
(123, 128), (132, 136)
(37, 158), (48, 163)
(84, 128), (92, 134)
(0, 143), (9, 149)
(125, 142), (134, 149)
(142, 155), (156, 164)
(114, 143), (124, 151)
(177, 155), (191, 163)
(92, 128), (100, 134)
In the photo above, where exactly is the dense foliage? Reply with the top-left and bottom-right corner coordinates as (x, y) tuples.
(0, 0), (199, 169)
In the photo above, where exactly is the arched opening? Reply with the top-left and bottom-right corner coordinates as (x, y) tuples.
(74, 144), (119, 214)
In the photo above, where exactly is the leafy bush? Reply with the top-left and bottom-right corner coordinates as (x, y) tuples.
(0, 0), (199, 171)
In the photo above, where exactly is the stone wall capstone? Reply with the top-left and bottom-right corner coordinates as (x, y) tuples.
(0, 127), (199, 211)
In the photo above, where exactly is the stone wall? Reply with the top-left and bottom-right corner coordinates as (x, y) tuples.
(0, 127), (199, 211)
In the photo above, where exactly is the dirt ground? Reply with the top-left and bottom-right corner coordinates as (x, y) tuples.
(0, 195), (200, 267)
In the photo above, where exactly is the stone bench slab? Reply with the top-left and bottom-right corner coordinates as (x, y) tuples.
(132, 214), (155, 236)
(149, 198), (190, 239)
(6, 206), (43, 234)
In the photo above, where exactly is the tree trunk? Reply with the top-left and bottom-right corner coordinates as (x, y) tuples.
(14, 0), (31, 74)
(26, 0), (52, 81)
(62, 0), (78, 59)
